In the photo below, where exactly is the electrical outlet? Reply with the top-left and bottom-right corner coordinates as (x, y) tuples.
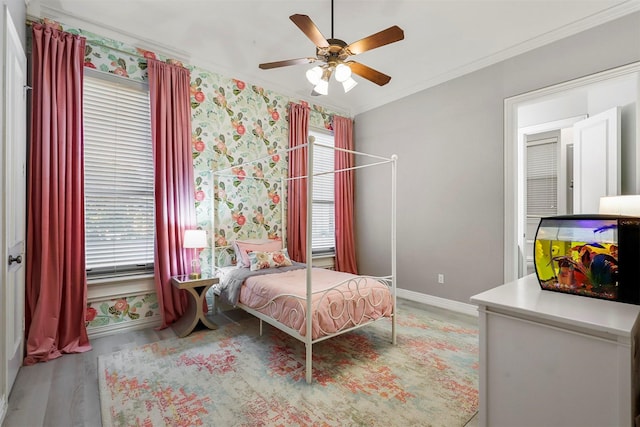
(438, 274), (444, 284)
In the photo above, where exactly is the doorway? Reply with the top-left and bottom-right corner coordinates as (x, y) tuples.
(504, 62), (640, 282)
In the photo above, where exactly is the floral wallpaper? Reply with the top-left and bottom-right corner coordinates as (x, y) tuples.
(55, 18), (348, 331)
(190, 69), (340, 272)
(189, 70), (290, 271)
(86, 294), (160, 329)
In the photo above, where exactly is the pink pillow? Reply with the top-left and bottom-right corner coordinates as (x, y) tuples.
(234, 239), (282, 267)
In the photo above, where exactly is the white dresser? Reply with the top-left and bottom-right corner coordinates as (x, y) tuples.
(471, 274), (640, 427)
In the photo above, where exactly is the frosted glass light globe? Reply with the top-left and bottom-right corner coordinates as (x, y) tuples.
(314, 79), (329, 95)
(342, 77), (357, 93)
(306, 66), (323, 85)
(334, 63), (352, 82)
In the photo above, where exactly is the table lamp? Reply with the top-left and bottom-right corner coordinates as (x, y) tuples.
(599, 195), (640, 216)
(184, 229), (207, 279)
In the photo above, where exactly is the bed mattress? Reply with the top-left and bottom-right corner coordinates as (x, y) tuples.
(239, 267), (393, 340)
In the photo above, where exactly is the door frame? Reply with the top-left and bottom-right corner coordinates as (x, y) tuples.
(518, 117), (585, 277)
(0, 6), (6, 420)
(504, 61), (640, 283)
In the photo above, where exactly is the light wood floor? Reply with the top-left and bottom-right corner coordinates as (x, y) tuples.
(2, 300), (479, 427)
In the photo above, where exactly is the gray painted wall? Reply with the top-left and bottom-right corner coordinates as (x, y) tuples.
(354, 12), (640, 304)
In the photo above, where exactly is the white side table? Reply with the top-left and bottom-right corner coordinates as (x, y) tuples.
(171, 275), (219, 337)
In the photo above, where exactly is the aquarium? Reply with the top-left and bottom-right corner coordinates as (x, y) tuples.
(534, 215), (640, 304)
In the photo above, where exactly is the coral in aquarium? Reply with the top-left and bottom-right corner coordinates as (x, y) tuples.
(537, 239), (619, 299)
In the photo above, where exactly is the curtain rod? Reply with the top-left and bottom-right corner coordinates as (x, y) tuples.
(26, 17), (160, 65)
(27, 18), (347, 119)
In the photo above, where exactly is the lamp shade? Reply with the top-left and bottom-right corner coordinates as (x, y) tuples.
(183, 229), (207, 249)
(599, 195), (640, 217)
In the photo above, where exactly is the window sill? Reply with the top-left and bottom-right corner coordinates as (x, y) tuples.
(311, 253), (335, 270)
(88, 273), (154, 285)
(87, 274), (156, 302)
(312, 252), (336, 260)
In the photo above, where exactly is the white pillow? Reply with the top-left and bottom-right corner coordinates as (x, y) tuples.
(248, 248), (293, 271)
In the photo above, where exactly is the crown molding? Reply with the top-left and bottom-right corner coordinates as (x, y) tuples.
(27, 1), (639, 117)
(351, 1), (640, 115)
(32, 4), (191, 63)
(27, 4), (352, 117)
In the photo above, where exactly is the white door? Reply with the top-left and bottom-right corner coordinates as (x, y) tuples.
(573, 107), (621, 214)
(3, 6), (27, 395)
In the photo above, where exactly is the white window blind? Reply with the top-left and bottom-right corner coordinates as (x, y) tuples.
(83, 73), (155, 278)
(527, 139), (558, 217)
(310, 130), (335, 253)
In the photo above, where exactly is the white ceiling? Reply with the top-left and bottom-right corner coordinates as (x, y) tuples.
(28, 0), (640, 115)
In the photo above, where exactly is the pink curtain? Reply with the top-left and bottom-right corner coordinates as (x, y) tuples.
(333, 116), (358, 274)
(147, 59), (196, 329)
(287, 103), (310, 263)
(25, 24), (92, 365)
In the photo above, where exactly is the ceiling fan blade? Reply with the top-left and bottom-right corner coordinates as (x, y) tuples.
(290, 14), (329, 48)
(259, 57), (316, 70)
(348, 61), (392, 86)
(345, 25), (404, 56)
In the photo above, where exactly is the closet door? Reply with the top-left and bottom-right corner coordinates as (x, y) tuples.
(3, 4), (27, 400)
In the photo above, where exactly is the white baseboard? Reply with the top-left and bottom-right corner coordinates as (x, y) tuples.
(397, 288), (479, 317)
(88, 316), (163, 339)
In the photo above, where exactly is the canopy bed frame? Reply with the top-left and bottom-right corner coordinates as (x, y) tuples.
(211, 139), (397, 384)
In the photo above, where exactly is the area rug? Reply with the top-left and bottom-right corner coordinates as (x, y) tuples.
(98, 303), (479, 427)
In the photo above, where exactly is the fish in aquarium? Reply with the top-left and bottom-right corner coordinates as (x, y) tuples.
(533, 214), (640, 305)
(535, 239), (619, 300)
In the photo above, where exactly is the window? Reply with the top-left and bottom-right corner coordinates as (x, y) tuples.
(525, 134), (559, 275)
(526, 136), (558, 217)
(309, 129), (335, 254)
(83, 71), (155, 279)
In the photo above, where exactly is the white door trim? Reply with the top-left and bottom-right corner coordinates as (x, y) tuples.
(517, 116), (585, 277)
(504, 61), (640, 283)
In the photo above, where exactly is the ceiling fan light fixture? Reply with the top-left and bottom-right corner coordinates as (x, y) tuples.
(314, 78), (329, 95)
(334, 63), (352, 82)
(312, 66), (332, 95)
(342, 77), (358, 93)
(306, 66), (323, 85)
(259, 6), (403, 95)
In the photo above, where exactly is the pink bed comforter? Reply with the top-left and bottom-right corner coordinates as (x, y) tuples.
(239, 267), (393, 340)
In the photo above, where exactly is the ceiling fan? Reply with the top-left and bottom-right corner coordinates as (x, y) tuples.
(258, 0), (404, 95)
